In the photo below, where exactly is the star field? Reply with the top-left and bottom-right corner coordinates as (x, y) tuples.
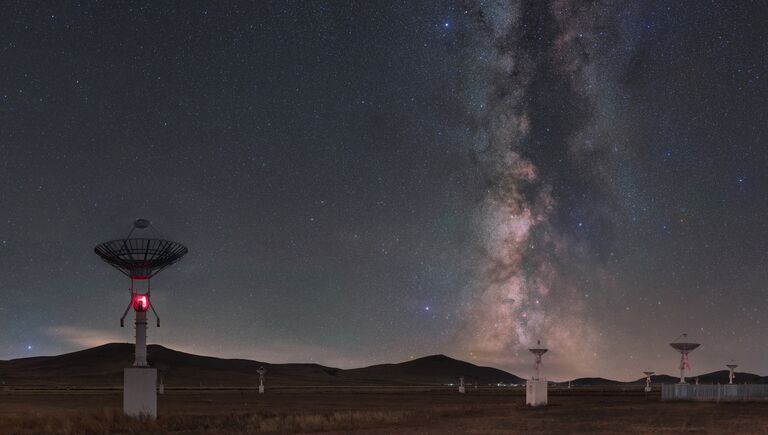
(1, 1), (767, 381)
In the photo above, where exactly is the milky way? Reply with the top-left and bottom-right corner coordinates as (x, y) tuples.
(460, 0), (643, 377)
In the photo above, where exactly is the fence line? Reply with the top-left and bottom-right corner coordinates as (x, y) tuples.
(661, 383), (768, 402)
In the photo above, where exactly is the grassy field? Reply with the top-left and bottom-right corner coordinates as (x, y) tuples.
(1, 387), (768, 434)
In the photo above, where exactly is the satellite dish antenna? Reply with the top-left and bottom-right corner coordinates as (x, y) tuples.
(257, 366), (267, 394)
(526, 339), (549, 407)
(94, 219), (188, 418)
(726, 363), (738, 385)
(643, 371), (654, 393)
(669, 333), (700, 384)
(458, 376), (465, 394)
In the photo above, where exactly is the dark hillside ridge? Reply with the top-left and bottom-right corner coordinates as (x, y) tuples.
(0, 344), (521, 387)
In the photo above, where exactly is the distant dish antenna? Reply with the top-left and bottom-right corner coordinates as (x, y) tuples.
(526, 339), (549, 407)
(643, 371), (654, 393)
(257, 366), (267, 394)
(726, 363), (738, 385)
(529, 340), (548, 381)
(670, 333), (700, 384)
(458, 376), (465, 394)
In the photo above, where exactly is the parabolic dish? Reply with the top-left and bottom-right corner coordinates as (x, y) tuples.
(94, 238), (188, 279)
(528, 348), (549, 356)
(669, 342), (700, 352)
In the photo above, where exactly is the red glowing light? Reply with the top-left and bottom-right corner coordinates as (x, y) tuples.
(132, 294), (149, 312)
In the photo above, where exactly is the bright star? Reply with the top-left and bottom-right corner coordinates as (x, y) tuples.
(442, 21), (450, 28)
(425, 306), (430, 311)
(26, 345), (32, 350)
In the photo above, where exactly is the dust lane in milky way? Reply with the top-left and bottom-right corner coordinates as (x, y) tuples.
(460, 0), (642, 378)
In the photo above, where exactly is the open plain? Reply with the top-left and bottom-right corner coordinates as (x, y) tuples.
(1, 387), (767, 434)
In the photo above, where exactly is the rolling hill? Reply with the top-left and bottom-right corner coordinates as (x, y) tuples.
(2, 344), (761, 387)
(345, 354), (524, 385)
(568, 372), (763, 386)
(0, 344), (522, 387)
(567, 377), (624, 386)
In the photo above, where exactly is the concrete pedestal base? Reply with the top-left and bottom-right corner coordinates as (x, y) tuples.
(124, 367), (157, 419)
(259, 385), (264, 394)
(526, 379), (548, 406)
(644, 386), (652, 393)
(458, 386), (465, 394)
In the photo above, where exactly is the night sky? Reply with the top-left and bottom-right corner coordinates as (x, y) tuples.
(1, 1), (767, 381)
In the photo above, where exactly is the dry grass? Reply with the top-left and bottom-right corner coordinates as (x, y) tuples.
(0, 405), (488, 434)
(2, 388), (768, 434)
(0, 408), (419, 434)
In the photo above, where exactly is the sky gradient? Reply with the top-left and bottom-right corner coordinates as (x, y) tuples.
(1, 1), (767, 381)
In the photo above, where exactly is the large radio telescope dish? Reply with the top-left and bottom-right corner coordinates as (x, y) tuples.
(94, 219), (188, 279)
(95, 239), (188, 279)
(669, 333), (700, 384)
(670, 342), (700, 352)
